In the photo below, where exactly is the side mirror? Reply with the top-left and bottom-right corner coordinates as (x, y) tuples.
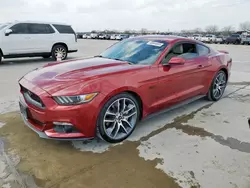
(5, 29), (13, 36)
(168, 57), (185, 65)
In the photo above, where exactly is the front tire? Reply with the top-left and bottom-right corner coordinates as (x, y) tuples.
(51, 45), (68, 61)
(207, 70), (227, 101)
(0, 53), (2, 64)
(97, 93), (140, 143)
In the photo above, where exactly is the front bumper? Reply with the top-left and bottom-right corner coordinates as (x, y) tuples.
(18, 78), (101, 140)
(19, 109), (91, 141)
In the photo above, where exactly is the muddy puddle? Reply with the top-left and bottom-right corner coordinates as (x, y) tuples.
(0, 112), (180, 188)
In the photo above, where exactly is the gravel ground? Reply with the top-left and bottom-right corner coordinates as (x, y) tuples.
(0, 39), (250, 188)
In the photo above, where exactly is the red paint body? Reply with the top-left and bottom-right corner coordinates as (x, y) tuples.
(18, 36), (232, 139)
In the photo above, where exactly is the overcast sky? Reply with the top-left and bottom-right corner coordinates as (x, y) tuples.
(0, 0), (249, 32)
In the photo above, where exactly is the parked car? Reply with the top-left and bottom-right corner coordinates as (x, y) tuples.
(110, 34), (117, 40)
(214, 36), (224, 44)
(0, 21), (78, 63)
(225, 34), (242, 44)
(90, 33), (98, 39)
(98, 33), (105, 39)
(192, 34), (203, 41)
(116, 34), (130, 40)
(86, 34), (91, 39)
(115, 34), (122, 40)
(82, 34), (87, 39)
(202, 34), (216, 43)
(18, 35), (232, 143)
(104, 34), (111, 40)
(241, 35), (250, 45)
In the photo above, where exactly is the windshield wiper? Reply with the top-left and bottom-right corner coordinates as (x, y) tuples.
(94, 55), (134, 64)
(114, 58), (135, 65)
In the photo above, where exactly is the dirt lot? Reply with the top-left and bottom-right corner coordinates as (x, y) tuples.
(0, 40), (250, 188)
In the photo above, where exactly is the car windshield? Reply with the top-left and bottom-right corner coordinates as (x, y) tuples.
(100, 39), (168, 65)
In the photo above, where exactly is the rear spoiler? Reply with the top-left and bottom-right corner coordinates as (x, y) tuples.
(218, 50), (229, 54)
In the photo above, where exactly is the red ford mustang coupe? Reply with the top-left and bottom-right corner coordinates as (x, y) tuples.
(19, 35), (232, 143)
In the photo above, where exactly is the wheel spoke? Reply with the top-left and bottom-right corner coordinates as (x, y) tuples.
(122, 119), (133, 128)
(117, 99), (120, 113)
(109, 122), (117, 136)
(106, 110), (116, 116)
(124, 111), (137, 119)
(112, 123), (120, 138)
(122, 99), (126, 112)
(119, 122), (128, 134)
(213, 89), (218, 96)
(104, 119), (115, 123)
(123, 105), (135, 114)
(217, 88), (222, 96)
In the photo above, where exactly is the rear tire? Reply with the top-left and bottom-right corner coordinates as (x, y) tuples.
(207, 70), (227, 101)
(51, 45), (68, 61)
(0, 53), (2, 64)
(97, 93), (140, 143)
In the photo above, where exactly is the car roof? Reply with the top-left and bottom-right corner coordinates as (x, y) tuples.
(132, 35), (197, 43)
(5, 20), (71, 26)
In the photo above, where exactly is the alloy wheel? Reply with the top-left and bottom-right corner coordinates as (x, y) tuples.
(55, 47), (67, 60)
(103, 98), (138, 140)
(212, 72), (227, 99)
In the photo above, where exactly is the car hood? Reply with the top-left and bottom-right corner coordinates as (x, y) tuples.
(23, 57), (144, 95)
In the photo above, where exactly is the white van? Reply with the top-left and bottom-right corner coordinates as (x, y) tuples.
(0, 21), (78, 63)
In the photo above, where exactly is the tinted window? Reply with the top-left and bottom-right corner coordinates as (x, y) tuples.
(231, 34), (240, 37)
(28, 23), (54, 34)
(10, 23), (29, 34)
(197, 44), (210, 56)
(100, 39), (168, 65)
(53, 24), (75, 34)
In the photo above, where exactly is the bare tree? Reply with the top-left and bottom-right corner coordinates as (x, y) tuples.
(123, 30), (132, 34)
(221, 26), (234, 36)
(239, 21), (250, 31)
(193, 28), (203, 33)
(205, 25), (219, 34)
(140, 28), (148, 35)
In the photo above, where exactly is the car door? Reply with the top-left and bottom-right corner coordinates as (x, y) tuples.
(27, 23), (55, 53)
(155, 42), (206, 110)
(196, 44), (212, 90)
(1, 23), (32, 55)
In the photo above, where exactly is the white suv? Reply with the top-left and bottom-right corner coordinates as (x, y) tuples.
(0, 21), (78, 63)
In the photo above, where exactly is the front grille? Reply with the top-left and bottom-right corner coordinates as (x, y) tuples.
(20, 85), (45, 108)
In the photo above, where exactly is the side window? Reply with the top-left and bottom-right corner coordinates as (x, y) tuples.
(53, 24), (75, 34)
(164, 43), (198, 63)
(46, 25), (55, 33)
(28, 24), (54, 34)
(197, 44), (210, 56)
(179, 43), (198, 59)
(10, 23), (29, 34)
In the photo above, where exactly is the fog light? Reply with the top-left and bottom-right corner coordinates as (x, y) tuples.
(53, 122), (80, 133)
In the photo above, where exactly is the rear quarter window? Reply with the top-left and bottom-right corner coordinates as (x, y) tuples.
(53, 24), (75, 34)
(197, 44), (210, 56)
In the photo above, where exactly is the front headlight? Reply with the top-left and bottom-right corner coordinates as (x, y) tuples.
(53, 93), (98, 105)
